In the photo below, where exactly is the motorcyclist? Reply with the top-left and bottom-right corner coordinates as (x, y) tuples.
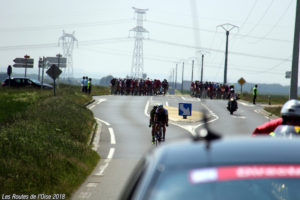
(149, 105), (158, 144)
(227, 86), (238, 112)
(252, 99), (300, 136)
(154, 104), (169, 141)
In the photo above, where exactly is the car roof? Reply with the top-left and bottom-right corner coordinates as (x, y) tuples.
(150, 137), (300, 168)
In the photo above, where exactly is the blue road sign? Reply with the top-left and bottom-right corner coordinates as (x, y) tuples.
(178, 103), (192, 116)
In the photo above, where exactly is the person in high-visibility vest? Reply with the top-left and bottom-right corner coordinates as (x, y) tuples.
(87, 78), (92, 94)
(252, 84), (258, 104)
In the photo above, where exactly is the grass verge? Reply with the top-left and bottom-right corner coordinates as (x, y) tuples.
(0, 84), (109, 198)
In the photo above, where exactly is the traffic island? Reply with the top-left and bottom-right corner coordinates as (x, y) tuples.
(164, 105), (203, 123)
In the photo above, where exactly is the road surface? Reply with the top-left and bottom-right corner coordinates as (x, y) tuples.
(72, 95), (272, 199)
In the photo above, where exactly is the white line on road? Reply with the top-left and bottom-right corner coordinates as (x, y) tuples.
(89, 105), (95, 109)
(97, 98), (107, 104)
(86, 183), (98, 188)
(166, 101), (169, 107)
(107, 147), (115, 159)
(95, 117), (111, 126)
(109, 128), (116, 144)
(92, 122), (102, 151)
(145, 100), (150, 117)
(181, 96), (186, 100)
(94, 148), (115, 176)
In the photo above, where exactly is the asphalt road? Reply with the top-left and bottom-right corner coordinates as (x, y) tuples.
(72, 95), (271, 200)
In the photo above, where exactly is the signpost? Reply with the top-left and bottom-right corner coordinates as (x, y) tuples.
(46, 64), (62, 96)
(238, 77), (246, 94)
(7, 65), (12, 87)
(13, 55), (34, 77)
(178, 103), (192, 119)
(45, 54), (67, 68)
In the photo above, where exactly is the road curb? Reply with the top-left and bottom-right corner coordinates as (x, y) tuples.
(89, 123), (98, 146)
(83, 99), (95, 107)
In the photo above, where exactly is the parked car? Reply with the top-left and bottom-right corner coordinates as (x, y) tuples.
(120, 126), (300, 200)
(1, 77), (53, 89)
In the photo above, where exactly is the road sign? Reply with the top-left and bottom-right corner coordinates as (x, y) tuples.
(46, 65), (62, 80)
(13, 58), (34, 64)
(13, 64), (34, 68)
(178, 103), (192, 116)
(45, 57), (67, 68)
(238, 77), (246, 85)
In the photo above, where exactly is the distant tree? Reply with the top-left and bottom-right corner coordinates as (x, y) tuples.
(99, 75), (114, 86)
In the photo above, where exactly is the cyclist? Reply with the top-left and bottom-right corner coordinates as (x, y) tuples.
(252, 99), (300, 136)
(149, 105), (158, 144)
(154, 105), (169, 141)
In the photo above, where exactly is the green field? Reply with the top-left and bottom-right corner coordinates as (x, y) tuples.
(0, 85), (109, 197)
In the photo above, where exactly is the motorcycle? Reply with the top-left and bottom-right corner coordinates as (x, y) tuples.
(227, 96), (238, 114)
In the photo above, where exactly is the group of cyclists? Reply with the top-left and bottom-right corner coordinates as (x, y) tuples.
(110, 78), (169, 96)
(190, 81), (236, 99)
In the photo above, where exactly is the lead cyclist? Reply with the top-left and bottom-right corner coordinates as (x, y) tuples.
(154, 105), (169, 141)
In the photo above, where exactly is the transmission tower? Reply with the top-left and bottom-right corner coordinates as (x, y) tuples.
(130, 7), (149, 79)
(58, 31), (78, 78)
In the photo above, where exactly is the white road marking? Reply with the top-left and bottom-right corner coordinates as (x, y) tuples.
(232, 115), (246, 119)
(86, 183), (98, 187)
(95, 117), (111, 126)
(94, 148), (115, 176)
(166, 101), (169, 107)
(107, 147), (115, 159)
(181, 96), (186, 100)
(239, 101), (253, 107)
(96, 98), (107, 104)
(145, 100), (150, 117)
(92, 122), (102, 151)
(78, 192), (91, 199)
(95, 162), (109, 176)
(89, 105), (95, 109)
(109, 128), (116, 144)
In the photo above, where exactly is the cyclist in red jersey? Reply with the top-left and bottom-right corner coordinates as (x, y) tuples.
(252, 99), (300, 136)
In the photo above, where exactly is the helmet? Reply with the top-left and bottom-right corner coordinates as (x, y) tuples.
(158, 104), (163, 109)
(153, 105), (158, 109)
(281, 100), (300, 118)
(272, 125), (300, 137)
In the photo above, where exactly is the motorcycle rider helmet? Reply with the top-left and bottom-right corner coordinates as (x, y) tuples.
(281, 99), (300, 125)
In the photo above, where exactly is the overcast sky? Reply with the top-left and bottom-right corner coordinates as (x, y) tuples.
(0, 0), (297, 85)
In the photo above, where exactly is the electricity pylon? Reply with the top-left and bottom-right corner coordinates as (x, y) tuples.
(129, 7), (149, 79)
(58, 30), (78, 78)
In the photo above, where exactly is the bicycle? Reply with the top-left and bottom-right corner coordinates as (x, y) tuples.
(153, 122), (163, 146)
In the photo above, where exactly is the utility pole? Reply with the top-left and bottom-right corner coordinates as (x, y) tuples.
(217, 24), (239, 84)
(201, 54), (204, 82)
(175, 63), (178, 90)
(290, 0), (300, 99)
(173, 68), (175, 89)
(191, 60), (194, 82)
(181, 62), (184, 93)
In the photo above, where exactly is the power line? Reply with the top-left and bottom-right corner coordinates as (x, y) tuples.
(148, 38), (291, 61)
(252, 0), (294, 43)
(0, 37), (131, 51)
(243, 0), (275, 37)
(0, 19), (131, 32)
(239, 0), (258, 29)
(148, 20), (291, 43)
